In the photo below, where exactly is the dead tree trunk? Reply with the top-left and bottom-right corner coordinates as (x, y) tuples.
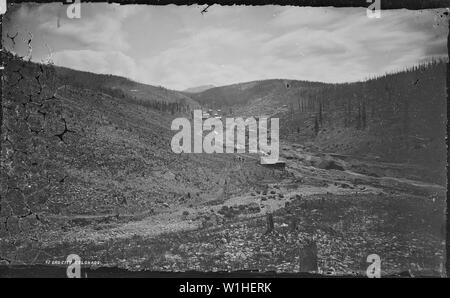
(345, 97), (351, 127)
(318, 100), (323, 125)
(314, 115), (319, 136)
(265, 213), (274, 234)
(356, 100), (361, 130)
(403, 98), (410, 135)
(290, 103), (294, 121)
(362, 99), (367, 130)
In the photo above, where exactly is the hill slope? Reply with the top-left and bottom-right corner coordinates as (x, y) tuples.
(190, 79), (325, 111)
(191, 61), (448, 183)
(182, 85), (215, 93)
(0, 53), (281, 240)
(55, 65), (200, 112)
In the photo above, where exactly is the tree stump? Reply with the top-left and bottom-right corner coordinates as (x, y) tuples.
(299, 239), (318, 272)
(290, 217), (298, 232)
(114, 206), (121, 219)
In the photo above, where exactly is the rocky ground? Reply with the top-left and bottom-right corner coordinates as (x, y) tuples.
(2, 141), (445, 276)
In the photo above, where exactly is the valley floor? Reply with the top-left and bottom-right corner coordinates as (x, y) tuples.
(2, 142), (445, 276)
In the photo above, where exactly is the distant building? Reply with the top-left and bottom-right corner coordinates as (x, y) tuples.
(260, 159), (286, 170)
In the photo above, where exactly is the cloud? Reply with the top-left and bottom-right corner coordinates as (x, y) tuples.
(3, 3), (138, 56)
(135, 27), (273, 89)
(265, 7), (448, 78)
(133, 7), (448, 89)
(4, 4), (448, 90)
(41, 4), (137, 52)
(270, 6), (350, 29)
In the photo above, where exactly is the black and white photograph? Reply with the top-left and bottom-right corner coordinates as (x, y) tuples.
(0, 0), (448, 281)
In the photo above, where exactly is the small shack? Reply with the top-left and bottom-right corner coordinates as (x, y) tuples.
(260, 157), (286, 170)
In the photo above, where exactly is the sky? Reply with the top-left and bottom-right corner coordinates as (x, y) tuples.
(3, 3), (449, 90)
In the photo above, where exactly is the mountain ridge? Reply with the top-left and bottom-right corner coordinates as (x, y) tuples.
(182, 84), (215, 93)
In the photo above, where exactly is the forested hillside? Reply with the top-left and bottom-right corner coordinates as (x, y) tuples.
(189, 79), (326, 109)
(192, 60), (448, 183)
(279, 60), (447, 183)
